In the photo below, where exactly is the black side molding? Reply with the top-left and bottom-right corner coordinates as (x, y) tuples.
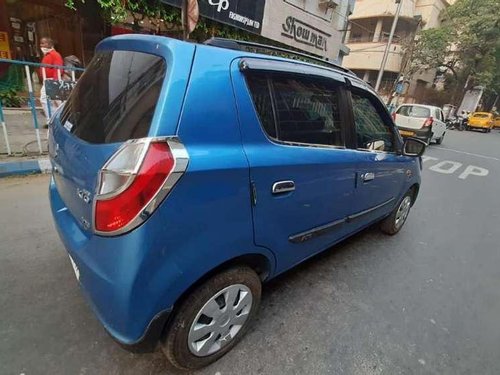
(288, 197), (396, 244)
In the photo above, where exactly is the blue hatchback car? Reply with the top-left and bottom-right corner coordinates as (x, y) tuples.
(48, 35), (425, 370)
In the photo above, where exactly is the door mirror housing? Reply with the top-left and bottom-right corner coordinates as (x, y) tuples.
(402, 137), (426, 157)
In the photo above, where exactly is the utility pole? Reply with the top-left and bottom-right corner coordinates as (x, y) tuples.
(375, 0), (403, 92)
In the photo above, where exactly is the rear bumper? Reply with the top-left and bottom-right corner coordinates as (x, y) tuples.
(397, 126), (432, 141)
(468, 122), (491, 129)
(49, 178), (173, 351)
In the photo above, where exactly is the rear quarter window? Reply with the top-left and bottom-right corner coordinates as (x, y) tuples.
(61, 50), (166, 144)
(408, 106), (430, 118)
(396, 106), (411, 116)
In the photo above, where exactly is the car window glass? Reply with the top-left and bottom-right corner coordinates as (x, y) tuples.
(409, 106), (430, 118)
(352, 93), (395, 152)
(271, 76), (343, 146)
(246, 74), (277, 138)
(396, 106), (411, 116)
(61, 51), (166, 144)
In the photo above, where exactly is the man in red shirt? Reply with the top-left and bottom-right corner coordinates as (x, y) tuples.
(39, 37), (64, 124)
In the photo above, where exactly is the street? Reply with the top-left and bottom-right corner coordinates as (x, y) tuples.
(1, 129), (500, 375)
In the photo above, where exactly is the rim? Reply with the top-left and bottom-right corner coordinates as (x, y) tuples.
(395, 196), (412, 229)
(188, 284), (253, 357)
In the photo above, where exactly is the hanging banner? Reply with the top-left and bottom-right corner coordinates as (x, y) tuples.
(162, 0), (265, 34)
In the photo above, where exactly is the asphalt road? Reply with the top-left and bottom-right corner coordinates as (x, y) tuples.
(1, 129), (500, 375)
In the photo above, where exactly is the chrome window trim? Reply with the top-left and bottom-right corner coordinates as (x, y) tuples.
(92, 136), (189, 237)
(274, 138), (347, 150)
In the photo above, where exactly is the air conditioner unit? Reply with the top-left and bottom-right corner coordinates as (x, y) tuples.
(319, 0), (339, 9)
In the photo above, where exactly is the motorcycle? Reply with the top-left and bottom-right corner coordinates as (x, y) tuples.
(446, 116), (467, 131)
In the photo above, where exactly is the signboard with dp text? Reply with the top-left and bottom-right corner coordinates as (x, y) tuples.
(161, 0), (265, 34)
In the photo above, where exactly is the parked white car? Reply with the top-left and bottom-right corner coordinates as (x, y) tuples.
(393, 104), (446, 145)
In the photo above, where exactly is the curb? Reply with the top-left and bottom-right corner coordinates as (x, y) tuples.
(0, 158), (51, 178)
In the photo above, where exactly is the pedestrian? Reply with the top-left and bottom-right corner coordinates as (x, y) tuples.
(62, 55), (82, 81)
(39, 37), (63, 126)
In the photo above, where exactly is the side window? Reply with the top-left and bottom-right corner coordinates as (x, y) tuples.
(246, 74), (277, 138)
(351, 92), (395, 152)
(246, 73), (344, 147)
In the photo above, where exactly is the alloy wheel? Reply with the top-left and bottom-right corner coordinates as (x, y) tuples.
(395, 196), (412, 229)
(188, 284), (253, 357)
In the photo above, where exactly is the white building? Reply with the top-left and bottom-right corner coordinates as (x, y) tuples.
(343, 0), (453, 102)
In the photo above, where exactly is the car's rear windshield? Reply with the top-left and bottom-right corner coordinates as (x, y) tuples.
(396, 105), (430, 118)
(473, 113), (489, 118)
(60, 50), (166, 144)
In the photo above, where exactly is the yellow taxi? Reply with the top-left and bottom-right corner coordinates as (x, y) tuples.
(467, 112), (494, 132)
(493, 116), (500, 129)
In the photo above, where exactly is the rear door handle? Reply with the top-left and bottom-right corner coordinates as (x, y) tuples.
(272, 180), (295, 194)
(361, 172), (375, 182)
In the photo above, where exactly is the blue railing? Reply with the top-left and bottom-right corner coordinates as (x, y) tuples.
(0, 58), (85, 155)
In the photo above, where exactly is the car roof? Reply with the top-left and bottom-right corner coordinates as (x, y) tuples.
(98, 34), (374, 95)
(472, 112), (491, 115)
(197, 41), (377, 93)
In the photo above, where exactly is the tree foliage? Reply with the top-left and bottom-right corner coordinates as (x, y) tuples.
(65, 0), (264, 42)
(406, 0), (500, 94)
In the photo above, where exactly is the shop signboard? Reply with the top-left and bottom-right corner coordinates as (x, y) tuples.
(281, 16), (330, 52)
(0, 31), (12, 59)
(161, 0), (265, 34)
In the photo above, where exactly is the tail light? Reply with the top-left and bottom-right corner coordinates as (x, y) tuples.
(423, 117), (434, 127)
(94, 138), (189, 236)
(391, 112), (396, 121)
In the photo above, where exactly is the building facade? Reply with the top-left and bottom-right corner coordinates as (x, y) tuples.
(260, 0), (355, 63)
(342, 0), (452, 103)
(163, 0), (356, 63)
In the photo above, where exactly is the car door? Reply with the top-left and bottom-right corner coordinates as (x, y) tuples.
(231, 58), (359, 273)
(433, 108), (446, 138)
(347, 87), (407, 230)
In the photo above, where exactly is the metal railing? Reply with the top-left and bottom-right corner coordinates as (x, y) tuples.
(0, 58), (84, 155)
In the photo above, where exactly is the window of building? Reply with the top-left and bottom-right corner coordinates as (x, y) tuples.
(352, 92), (395, 152)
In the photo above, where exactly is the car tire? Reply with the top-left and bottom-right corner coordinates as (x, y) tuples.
(426, 134), (433, 145)
(435, 132), (445, 145)
(161, 266), (262, 370)
(380, 191), (413, 235)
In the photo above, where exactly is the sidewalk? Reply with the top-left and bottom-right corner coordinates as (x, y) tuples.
(0, 108), (50, 178)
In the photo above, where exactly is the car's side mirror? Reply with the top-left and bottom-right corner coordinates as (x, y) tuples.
(402, 137), (426, 157)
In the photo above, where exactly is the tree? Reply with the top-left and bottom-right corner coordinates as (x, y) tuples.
(403, 0), (500, 106)
(65, 0), (172, 22)
(65, 0), (264, 42)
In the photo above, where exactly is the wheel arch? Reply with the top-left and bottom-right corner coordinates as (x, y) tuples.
(409, 183), (420, 206)
(159, 252), (274, 336)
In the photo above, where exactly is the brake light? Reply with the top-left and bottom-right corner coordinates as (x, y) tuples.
(423, 117), (434, 127)
(391, 112), (396, 121)
(94, 138), (188, 235)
